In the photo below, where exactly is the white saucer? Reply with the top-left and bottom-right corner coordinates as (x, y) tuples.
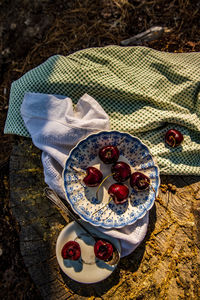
(56, 220), (121, 284)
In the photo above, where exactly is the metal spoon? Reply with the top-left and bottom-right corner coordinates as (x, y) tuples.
(44, 187), (120, 266)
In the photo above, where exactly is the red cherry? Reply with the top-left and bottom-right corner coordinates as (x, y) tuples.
(99, 145), (119, 164)
(165, 129), (183, 147)
(61, 241), (81, 260)
(130, 172), (150, 191)
(94, 239), (113, 261)
(108, 183), (129, 204)
(111, 161), (131, 182)
(83, 167), (103, 187)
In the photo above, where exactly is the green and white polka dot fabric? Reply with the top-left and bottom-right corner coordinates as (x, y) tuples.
(4, 46), (200, 175)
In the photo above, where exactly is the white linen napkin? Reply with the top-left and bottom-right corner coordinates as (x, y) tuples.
(20, 92), (149, 257)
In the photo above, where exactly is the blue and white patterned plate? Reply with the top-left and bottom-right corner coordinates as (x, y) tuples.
(63, 131), (160, 229)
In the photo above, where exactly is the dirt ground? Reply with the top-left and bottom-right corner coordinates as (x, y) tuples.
(0, 0), (200, 299)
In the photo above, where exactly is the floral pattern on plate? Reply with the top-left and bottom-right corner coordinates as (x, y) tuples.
(63, 131), (160, 229)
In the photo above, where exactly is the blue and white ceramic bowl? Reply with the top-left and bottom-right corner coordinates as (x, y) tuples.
(63, 131), (160, 229)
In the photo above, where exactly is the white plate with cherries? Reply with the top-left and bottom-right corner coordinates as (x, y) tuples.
(63, 131), (160, 229)
(56, 220), (121, 283)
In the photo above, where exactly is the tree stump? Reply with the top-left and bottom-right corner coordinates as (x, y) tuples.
(10, 137), (200, 299)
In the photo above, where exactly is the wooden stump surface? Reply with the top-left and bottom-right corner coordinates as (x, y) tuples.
(9, 137), (200, 299)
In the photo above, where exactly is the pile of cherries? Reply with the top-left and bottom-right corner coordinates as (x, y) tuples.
(84, 144), (151, 205)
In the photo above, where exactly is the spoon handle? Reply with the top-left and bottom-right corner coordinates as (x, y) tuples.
(44, 187), (97, 241)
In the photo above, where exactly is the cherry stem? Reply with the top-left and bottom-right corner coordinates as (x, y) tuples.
(96, 173), (115, 199)
(147, 180), (157, 198)
(118, 137), (126, 146)
(70, 166), (86, 176)
(170, 136), (176, 147)
(140, 179), (157, 199)
(150, 182), (156, 197)
(92, 196), (113, 216)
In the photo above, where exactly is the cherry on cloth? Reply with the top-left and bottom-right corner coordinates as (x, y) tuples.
(165, 129), (183, 147)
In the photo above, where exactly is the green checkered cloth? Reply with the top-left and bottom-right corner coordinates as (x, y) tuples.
(4, 46), (200, 175)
